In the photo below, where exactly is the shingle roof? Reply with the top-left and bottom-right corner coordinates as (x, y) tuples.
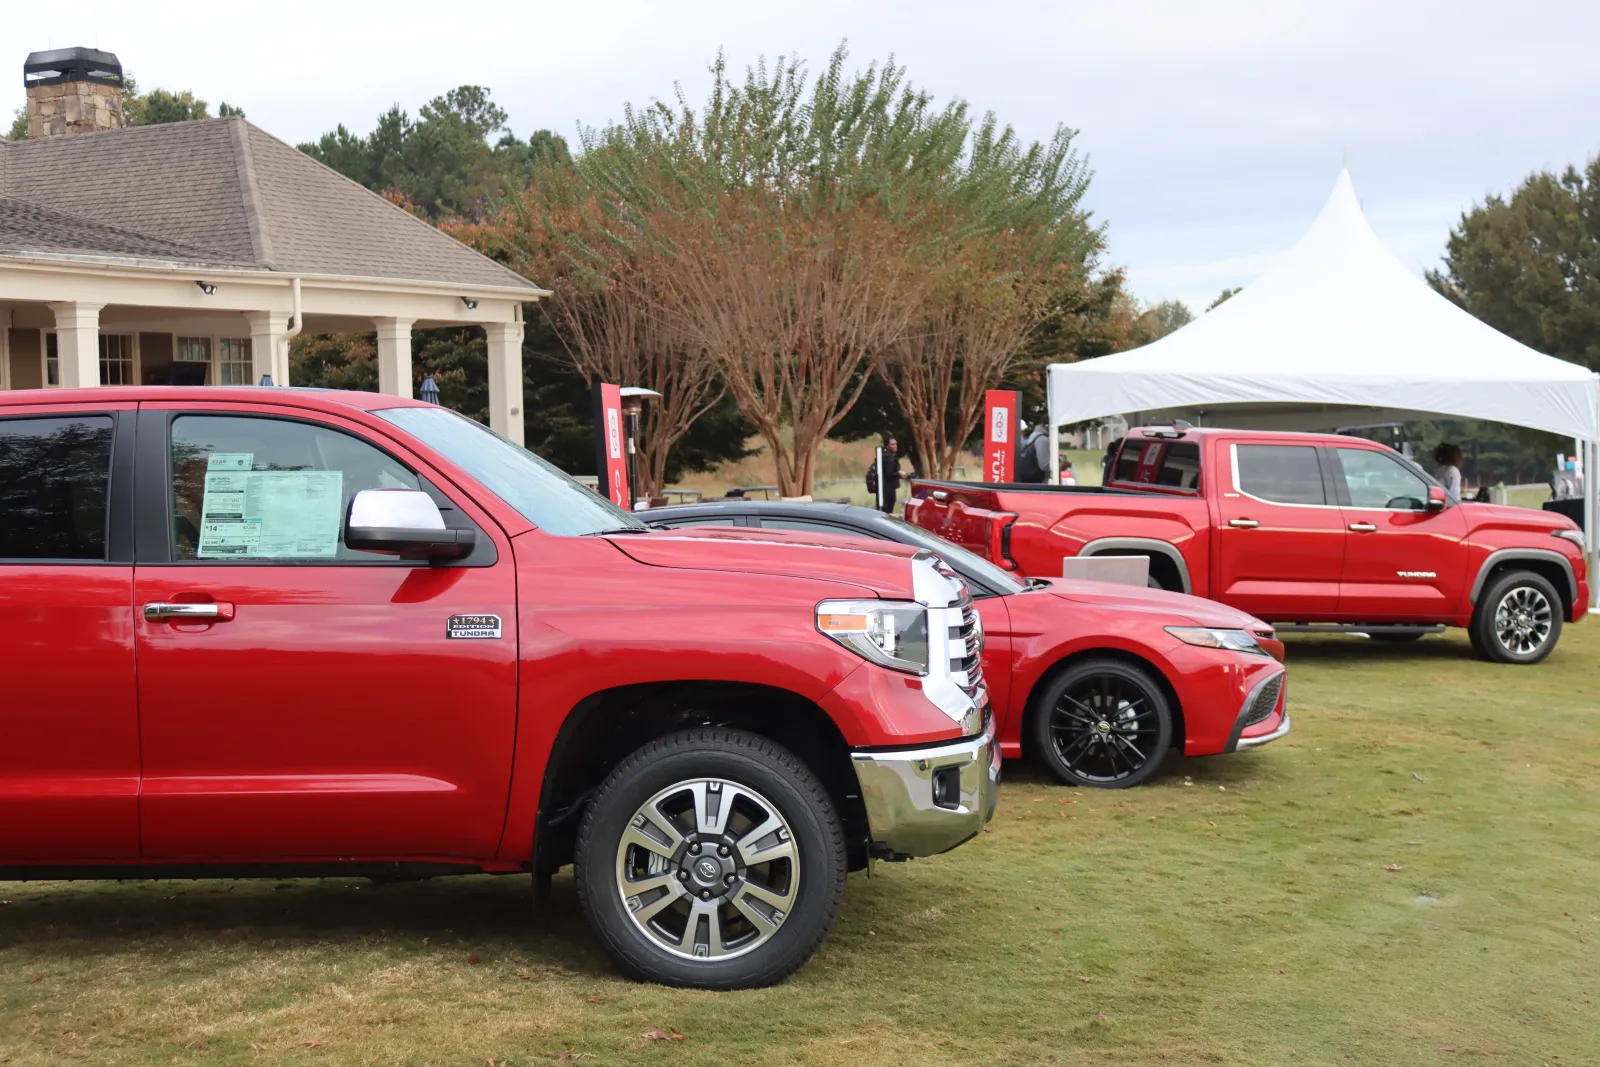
(0, 117), (540, 291)
(0, 193), (252, 265)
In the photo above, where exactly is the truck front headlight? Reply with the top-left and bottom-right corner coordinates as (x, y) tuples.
(817, 600), (930, 675)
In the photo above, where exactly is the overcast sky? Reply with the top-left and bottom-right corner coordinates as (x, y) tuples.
(11, 0), (1598, 311)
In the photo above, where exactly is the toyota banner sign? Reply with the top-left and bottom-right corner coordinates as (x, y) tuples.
(984, 389), (1020, 483)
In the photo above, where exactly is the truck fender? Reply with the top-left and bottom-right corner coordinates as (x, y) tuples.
(1079, 537), (1193, 594)
(1467, 547), (1577, 608)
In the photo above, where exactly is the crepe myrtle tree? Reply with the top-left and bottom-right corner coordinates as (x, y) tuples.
(581, 45), (989, 497)
(876, 117), (1101, 480)
(446, 161), (729, 501)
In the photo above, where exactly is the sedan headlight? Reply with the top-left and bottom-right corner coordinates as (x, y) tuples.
(817, 600), (930, 675)
(1165, 626), (1269, 655)
(1553, 529), (1586, 547)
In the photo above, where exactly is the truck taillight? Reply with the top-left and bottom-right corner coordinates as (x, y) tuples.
(989, 512), (1018, 570)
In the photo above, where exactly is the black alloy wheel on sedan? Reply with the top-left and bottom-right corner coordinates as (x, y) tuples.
(1033, 658), (1174, 789)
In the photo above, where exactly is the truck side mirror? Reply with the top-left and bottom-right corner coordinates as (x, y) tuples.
(346, 488), (476, 560)
(1426, 485), (1448, 511)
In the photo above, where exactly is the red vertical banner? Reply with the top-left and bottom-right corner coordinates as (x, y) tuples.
(592, 382), (629, 509)
(983, 389), (1020, 483)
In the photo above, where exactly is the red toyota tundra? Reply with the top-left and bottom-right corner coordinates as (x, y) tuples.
(907, 426), (1589, 664)
(0, 387), (997, 990)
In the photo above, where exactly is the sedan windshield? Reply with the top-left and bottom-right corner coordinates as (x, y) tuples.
(377, 406), (646, 536)
(879, 516), (1028, 596)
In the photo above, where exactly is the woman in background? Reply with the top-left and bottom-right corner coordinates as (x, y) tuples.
(1433, 442), (1463, 503)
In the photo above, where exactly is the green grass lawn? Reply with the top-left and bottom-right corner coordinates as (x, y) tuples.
(5, 624), (1598, 1066)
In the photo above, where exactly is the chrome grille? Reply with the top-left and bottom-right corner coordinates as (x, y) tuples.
(1242, 672), (1284, 728)
(949, 599), (986, 704)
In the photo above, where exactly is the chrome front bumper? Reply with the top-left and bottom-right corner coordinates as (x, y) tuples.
(850, 714), (999, 859)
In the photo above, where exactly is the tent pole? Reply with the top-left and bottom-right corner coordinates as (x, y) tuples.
(1047, 370), (1060, 484)
(1588, 437), (1598, 610)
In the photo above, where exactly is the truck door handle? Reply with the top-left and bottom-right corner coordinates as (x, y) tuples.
(1348, 523), (1377, 533)
(1228, 518), (1259, 529)
(931, 490), (949, 501)
(144, 601), (236, 621)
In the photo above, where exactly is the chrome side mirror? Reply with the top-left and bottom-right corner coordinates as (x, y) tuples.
(346, 488), (475, 560)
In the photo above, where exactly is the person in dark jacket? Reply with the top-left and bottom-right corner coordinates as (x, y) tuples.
(878, 437), (904, 513)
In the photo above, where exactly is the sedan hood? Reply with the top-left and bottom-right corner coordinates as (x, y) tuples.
(607, 526), (922, 599)
(1041, 577), (1267, 629)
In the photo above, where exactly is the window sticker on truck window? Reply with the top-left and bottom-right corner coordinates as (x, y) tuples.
(196, 469), (344, 558)
(446, 614), (503, 639)
(206, 453), (253, 471)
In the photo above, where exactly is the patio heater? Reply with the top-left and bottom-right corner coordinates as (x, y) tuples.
(619, 387), (661, 508)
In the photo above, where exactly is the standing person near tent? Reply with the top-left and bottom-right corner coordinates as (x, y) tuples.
(1433, 443), (1463, 503)
(1101, 436), (1124, 484)
(1016, 423), (1051, 484)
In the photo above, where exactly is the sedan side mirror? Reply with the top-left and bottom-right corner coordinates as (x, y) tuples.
(346, 488), (476, 560)
(1426, 485), (1448, 511)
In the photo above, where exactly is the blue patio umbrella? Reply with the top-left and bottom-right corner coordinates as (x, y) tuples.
(420, 374), (441, 404)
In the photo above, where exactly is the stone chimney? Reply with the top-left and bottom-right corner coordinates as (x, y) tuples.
(24, 47), (126, 138)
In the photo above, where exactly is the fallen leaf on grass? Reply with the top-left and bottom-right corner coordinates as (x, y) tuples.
(28, 973), (44, 983)
(468, 954), (481, 965)
(1077, 975), (1093, 983)
(516, 971), (536, 980)
(305, 1038), (323, 1049)
(1384, 864), (1405, 872)
(586, 996), (606, 1004)
(643, 1028), (686, 1042)
(1412, 772), (1428, 783)
(546, 1053), (587, 1061)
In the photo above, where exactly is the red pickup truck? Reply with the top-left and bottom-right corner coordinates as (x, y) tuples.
(907, 426), (1589, 664)
(0, 387), (997, 990)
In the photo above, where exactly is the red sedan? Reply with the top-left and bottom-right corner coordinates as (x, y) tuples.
(646, 501), (1289, 788)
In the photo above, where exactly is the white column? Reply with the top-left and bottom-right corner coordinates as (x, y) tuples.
(243, 311), (288, 386)
(375, 318), (415, 398)
(485, 321), (525, 445)
(48, 302), (104, 388)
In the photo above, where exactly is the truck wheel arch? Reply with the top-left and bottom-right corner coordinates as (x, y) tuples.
(1469, 548), (1577, 618)
(1080, 537), (1192, 594)
(533, 681), (871, 878)
(1020, 648), (1186, 762)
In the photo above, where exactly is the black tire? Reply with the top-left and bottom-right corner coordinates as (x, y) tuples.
(573, 728), (846, 989)
(1470, 569), (1563, 665)
(1033, 658), (1173, 789)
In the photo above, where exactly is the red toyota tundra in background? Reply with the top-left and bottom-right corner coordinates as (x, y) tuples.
(0, 387), (998, 990)
(907, 426), (1589, 664)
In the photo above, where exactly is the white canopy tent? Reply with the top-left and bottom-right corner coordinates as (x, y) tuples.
(1045, 170), (1600, 606)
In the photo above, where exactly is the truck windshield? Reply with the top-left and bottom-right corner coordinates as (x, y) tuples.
(880, 516), (1028, 596)
(377, 406), (646, 536)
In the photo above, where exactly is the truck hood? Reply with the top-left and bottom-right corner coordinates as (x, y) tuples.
(1461, 501), (1577, 532)
(607, 526), (922, 599)
(1040, 577), (1268, 630)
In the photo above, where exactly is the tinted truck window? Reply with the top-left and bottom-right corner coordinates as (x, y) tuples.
(1111, 439), (1201, 491)
(1234, 444), (1326, 506)
(0, 415), (114, 560)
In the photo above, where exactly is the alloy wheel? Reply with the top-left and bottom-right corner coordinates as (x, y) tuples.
(1048, 673), (1162, 785)
(1493, 585), (1553, 656)
(614, 777), (799, 961)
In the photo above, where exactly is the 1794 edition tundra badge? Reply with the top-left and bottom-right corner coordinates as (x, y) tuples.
(446, 614), (503, 639)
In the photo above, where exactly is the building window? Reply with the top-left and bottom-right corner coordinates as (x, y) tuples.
(175, 336), (211, 386)
(218, 338), (251, 385)
(99, 334), (135, 385)
(45, 332), (59, 386)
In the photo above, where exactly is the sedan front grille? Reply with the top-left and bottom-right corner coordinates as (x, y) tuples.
(1241, 671), (1284, 728)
